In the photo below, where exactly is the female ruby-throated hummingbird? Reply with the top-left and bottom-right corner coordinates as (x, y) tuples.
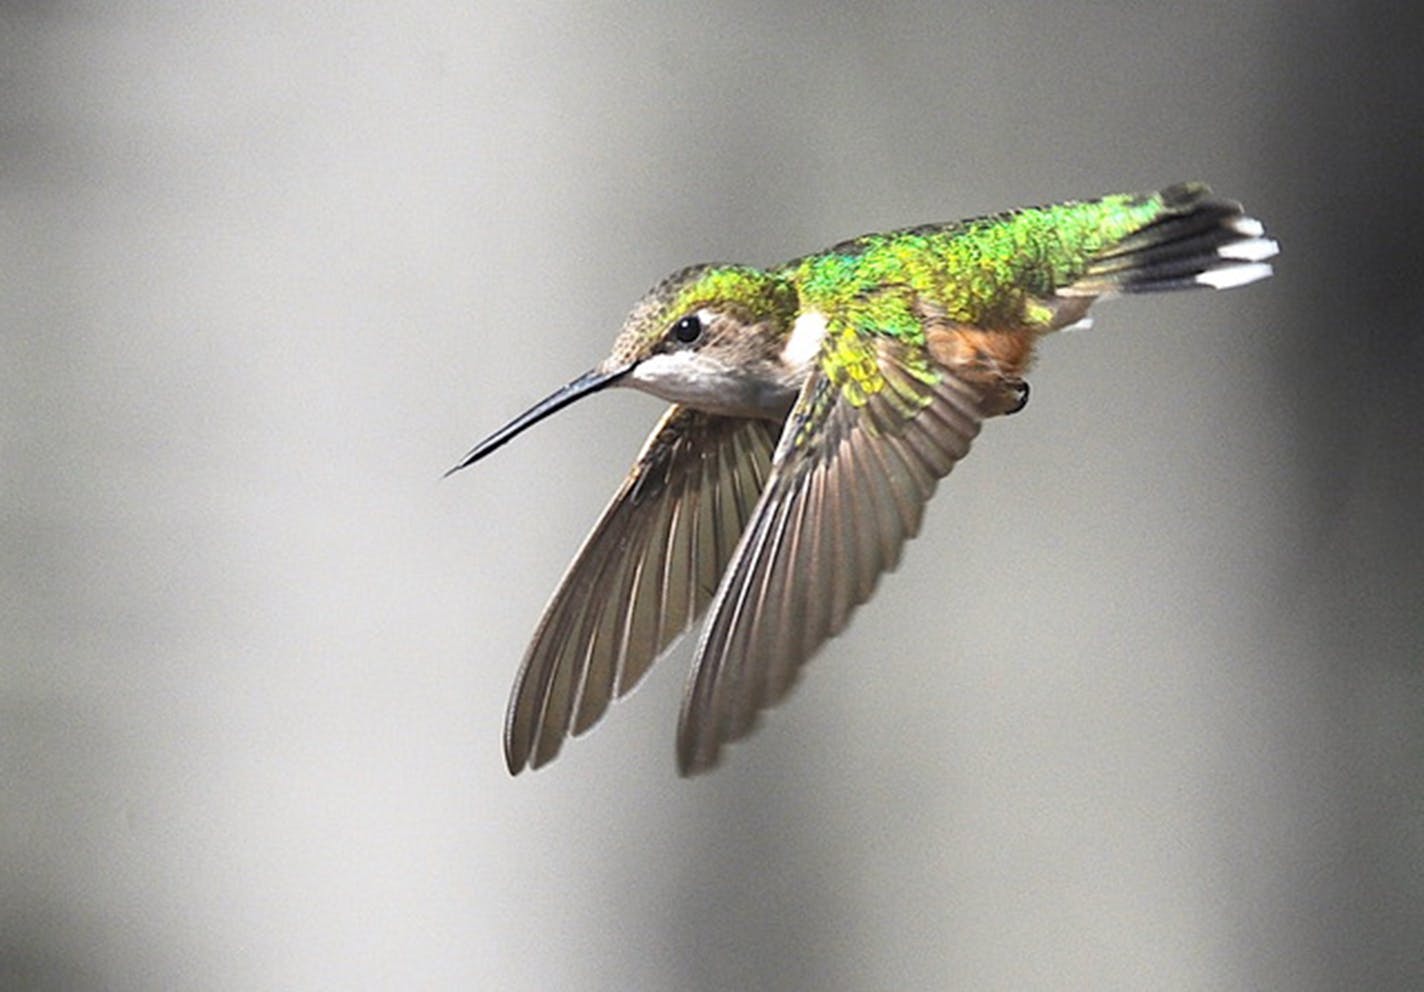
(448, 182), (1277, 776)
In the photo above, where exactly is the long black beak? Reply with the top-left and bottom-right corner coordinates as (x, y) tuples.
(444, 364), (633, 477)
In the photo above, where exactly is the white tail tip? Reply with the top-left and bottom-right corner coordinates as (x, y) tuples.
(1197, 262), (1275, 290)
(1220, 236), (1280, 263)
(1229, 216), (1266, 238)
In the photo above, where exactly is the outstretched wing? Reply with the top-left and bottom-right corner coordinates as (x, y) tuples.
(677, 331), (986, 775)
(505, 405), (780, 773)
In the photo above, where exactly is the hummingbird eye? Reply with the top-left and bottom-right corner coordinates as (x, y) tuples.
(670, 314), (703, 345)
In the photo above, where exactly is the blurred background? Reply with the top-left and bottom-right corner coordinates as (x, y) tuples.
(3, 2), (1421, 989)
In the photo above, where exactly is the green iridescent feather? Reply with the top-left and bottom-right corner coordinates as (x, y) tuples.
(778, 185), (1195, 409)
(783, 187), (1172, 330)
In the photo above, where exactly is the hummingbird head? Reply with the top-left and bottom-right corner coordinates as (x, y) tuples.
(602, 263), (801, 412)
(446, 264), (801, 476)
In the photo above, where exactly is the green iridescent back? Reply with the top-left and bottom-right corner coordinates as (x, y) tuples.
(781, 187), (1175, 334)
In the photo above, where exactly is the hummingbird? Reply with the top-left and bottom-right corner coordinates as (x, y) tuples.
(448, 182), (1277, 776)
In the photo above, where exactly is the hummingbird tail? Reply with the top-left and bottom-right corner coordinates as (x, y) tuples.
(1060, 182), (1278, 298)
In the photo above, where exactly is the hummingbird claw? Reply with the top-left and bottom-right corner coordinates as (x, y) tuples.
(975, 376), (1029, 417)
(1004, 378), (1029, 415)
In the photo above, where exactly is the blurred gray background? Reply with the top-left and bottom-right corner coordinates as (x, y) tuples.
(4, 2), (1421, 989)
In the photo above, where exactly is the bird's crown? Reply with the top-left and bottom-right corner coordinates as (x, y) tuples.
(602, 264), (799, 371)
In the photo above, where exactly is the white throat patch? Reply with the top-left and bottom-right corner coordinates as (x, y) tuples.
(781, 310), (828, 368)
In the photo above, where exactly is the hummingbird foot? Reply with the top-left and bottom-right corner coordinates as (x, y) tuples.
(924, 325), (1035, 418)
(974, 376), (1029, 417)
(1004, 377), (1029, 415)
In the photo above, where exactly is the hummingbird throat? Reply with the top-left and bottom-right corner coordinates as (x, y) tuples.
(629, 350), (798, 419)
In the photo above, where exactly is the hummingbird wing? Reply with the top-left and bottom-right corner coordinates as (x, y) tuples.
(678, 331), (986, 774)
(505, 405), (781, 773)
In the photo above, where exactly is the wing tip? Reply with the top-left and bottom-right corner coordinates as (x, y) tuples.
(675, 731), (723, 777)
(503, 730), (531, 775)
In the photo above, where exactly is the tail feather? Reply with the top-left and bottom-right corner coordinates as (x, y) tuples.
(1061, 182), (1278, 298)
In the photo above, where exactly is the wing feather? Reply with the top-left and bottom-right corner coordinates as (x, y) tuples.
(677, 338), (988, 774)
(504, 406), (780, 772)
